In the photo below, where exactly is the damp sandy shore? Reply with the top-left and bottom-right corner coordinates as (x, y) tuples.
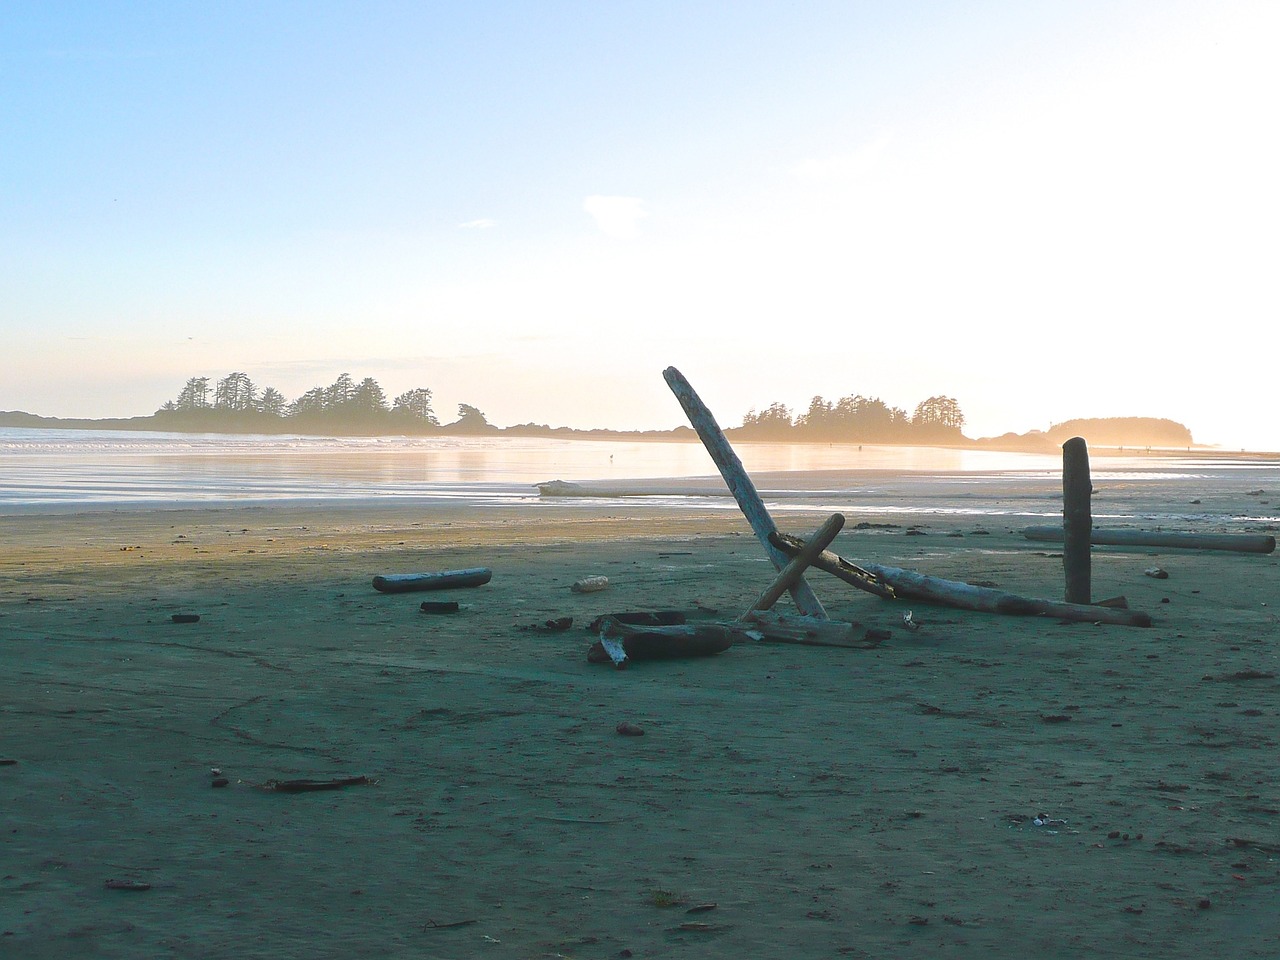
(2, 482), (1278, 958)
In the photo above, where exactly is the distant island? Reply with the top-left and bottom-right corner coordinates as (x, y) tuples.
(0, 370), (1199, 452)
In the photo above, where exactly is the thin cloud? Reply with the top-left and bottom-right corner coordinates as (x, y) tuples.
(583, 195), (647, 239)
(791, 136), (892, 181)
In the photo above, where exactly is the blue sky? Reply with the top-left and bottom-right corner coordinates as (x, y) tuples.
(3, 1), (1277, 448)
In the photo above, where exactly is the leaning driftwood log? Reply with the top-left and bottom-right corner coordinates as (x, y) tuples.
(776, 535), (1152, 627)
(745, 513), (845, 614)
(372, 568), (493, 593)
(769, 533), (895, 599)
(587, 617), (734, 667)
(663, 366), (827, 619)
(737, 610), (886, 649)
(1023, 526), (1277, 555)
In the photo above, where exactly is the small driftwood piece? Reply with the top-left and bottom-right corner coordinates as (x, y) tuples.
(745, 513), (844, 614)
(737, 610), (886, 649)
(259, 775), (373, 793)
(1062, 437), (1092, 604)
(372, 568), (492, 594)
(588, 617), (734, 667)
(663, 366), (826, 618)
(1023, 527), (1277, 555)
(856, 559), (1152, 627)
(770, 533), (895, 599)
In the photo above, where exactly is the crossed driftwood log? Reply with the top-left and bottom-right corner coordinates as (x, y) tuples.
(662, 365), (1154, 630)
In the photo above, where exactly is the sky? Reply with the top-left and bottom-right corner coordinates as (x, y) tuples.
(2, 1), (1277, 449)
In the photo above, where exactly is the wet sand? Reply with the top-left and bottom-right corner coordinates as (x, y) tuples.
(2, 482), (1278, 958)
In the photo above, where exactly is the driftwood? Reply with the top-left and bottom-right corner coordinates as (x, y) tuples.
(419, 601), (460, 614)
(372, 568), (492, 593)
(1023, 526), (1277, 555)
(663, 366), (827, 618)
(745, 513), (845, 614)
(259, 775), (373, 793)
(588, 618), (734, 667)
(769, 533), (895, 599)
(1062, 437), (1092, 603)
(737, 610), (886, 649)
(778, 534), (1151, 627)
(855, 559), (1152, 627)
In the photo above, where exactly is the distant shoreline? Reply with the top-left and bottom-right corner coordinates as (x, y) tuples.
(2, 409), (1277, 459)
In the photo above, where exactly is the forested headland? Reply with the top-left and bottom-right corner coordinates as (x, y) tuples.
(0, 370), (1196, 449)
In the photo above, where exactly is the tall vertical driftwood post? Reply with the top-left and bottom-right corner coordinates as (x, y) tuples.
(1062, 436), (1092, 604)
(663, 366), (827, 618)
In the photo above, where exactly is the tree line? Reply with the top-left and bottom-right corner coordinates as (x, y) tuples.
(156, 372), (495, 433)
(737, 393), (965, 442)
(154, 371), (967, 442)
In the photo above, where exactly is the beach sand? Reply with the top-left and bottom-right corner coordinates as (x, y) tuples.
(2, 484), (1278, 958)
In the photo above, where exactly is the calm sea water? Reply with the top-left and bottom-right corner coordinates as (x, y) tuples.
(2, 427), (1277, 522)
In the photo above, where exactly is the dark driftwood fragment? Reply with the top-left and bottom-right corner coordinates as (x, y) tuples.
(663, 366), (826, 618)
(587, 618), (733, 665)
(424, 918), (479, 930)
(1023, 527), (1277, 554)
(372, 568), (492, 593)
(419, 601), (460, 614)
(105, 879), (151, 891)
(261, 775), (372, 793)
(1062, 437), (1092, 604)
(171, 613), (200, 623)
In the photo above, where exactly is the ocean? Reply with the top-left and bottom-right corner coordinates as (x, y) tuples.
(2, 426), (1277, 524)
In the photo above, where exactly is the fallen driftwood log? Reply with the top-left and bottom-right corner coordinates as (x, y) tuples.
(588, 617), (734, 667)
(738, 610), (887, 649)
(777, 535), (1151, 627)
(857, 559), (1152, 627)
(372, 568), (492, 593)
(1023, 526), (1277, 554)
(664, 366), (827, 618)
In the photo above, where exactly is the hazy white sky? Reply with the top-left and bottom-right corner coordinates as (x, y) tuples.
(2, 1), (1277, 448)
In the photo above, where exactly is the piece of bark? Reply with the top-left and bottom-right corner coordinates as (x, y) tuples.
(745, 513), (844, 614)
(372, 568), (492, 593)
(1023, 527), (1277, 554)
(663, 366), (826, 618)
